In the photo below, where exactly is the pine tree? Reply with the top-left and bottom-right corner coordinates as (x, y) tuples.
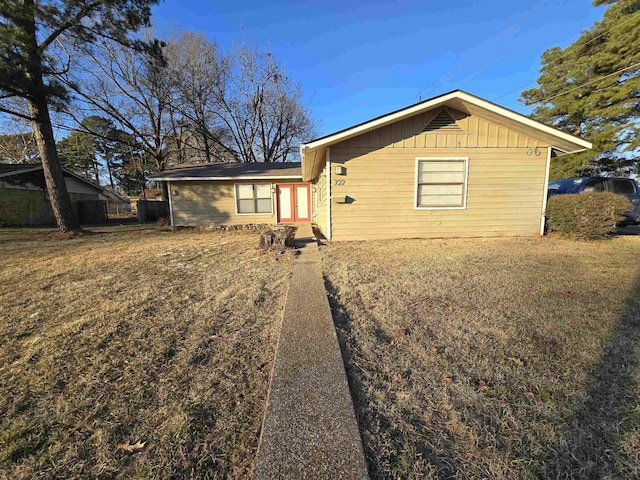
(0, 0), (160, 231)
(521, 0), (640, 179)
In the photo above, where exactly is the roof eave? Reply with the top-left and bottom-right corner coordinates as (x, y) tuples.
(300, 90), (592, 155)
(151, 175), (303, 182)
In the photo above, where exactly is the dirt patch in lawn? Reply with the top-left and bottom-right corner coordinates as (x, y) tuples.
(322, 236), (640, 479)
(0, 226), (292, 479)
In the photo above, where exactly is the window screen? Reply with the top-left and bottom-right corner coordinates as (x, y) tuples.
(416, 159), (467, 208)
(236, 184), (272, 214)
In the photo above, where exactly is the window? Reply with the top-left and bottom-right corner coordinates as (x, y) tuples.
(583, 178), (607, 192)
(416, 158), (468, 208)
(236, 184), (272, 214)
(612, 179), (636, 195)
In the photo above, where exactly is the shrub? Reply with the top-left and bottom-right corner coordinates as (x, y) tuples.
(545, 191), (632, 240)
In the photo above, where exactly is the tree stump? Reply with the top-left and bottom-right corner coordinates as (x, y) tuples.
(259, 230), (275, 250)
(258, 226), (298, 253)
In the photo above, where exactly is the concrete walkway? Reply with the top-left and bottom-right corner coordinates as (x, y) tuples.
(254, 225), (369, 480)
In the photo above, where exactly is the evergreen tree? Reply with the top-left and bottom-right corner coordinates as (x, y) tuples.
(57, 130), (99, 181)
(521, 0), (640, 179)
(0, 0), (160, 231)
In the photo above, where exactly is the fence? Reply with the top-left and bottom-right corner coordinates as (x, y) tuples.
(137, 200), (169, 223)
(77, 200), (107, 224)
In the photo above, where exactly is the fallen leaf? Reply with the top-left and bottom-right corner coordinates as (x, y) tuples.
(525, 392), (535, 399)
(561, 290), (577, 299)
(117, 440), (146, 452)
(441, 377), (453, 384)
(395, 372), (403, 381)
(392, 328), (405, 339)
(430, 346), (438, 353)
(479, 385), (490, 392)
(508, 357), (524, 367)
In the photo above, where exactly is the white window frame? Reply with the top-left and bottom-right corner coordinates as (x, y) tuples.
(234, 183), (273, 215)
(414, 157), (469, 210)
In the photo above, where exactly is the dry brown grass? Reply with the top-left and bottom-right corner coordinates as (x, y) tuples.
(322, 235), (640, 479)
(0, 226), (292, 479)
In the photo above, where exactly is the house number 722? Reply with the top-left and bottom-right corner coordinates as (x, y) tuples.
(334, 179), (346, 186)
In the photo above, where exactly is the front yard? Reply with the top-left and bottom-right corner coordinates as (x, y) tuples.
(0, 227), (291, 479)
(322, 235), (640, 479)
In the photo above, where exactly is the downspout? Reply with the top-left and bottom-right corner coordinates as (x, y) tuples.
(540, 147), (552, 235)
(167, 181), (174, 228)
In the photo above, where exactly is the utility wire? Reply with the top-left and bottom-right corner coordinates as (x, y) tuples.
(492, 12), (640, 101)
(417, 0), (551, 101)
(536, 61), (640, 104)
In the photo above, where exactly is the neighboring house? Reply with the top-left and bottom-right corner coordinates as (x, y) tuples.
(153, 90), (592, 241)
(0, 164), (107, 226)
(129, 188), (164, 215)
(102, 189), (131, 215)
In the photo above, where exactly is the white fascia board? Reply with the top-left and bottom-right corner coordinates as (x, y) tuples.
(300, 90), (592, 153)
(150, 175), (303, 181)
(454, 92), (592, 151)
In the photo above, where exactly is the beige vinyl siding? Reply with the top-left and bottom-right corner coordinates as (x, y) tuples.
(169, 180), (277, 226)
(329, 110), (549, 241)
(335, 107), (545, 150)
(314, 162), (329, 237)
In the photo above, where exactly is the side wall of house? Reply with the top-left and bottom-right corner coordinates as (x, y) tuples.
(169, 180), (278, 226)
(329, 109), (550, 241)
(0, 185), (100, 226)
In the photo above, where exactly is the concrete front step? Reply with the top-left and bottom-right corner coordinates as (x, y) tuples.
(253, 225), (369, 480)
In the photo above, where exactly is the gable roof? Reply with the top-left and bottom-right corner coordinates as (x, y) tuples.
(300, 90), (592, 181)
(0, 163), (105, 192)
(102, 188), (130, 203)
(150, 162), (302, 181)
(0, 163), (42, 177)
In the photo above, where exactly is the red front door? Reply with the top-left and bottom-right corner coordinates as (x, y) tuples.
(277, 184), (311, 223)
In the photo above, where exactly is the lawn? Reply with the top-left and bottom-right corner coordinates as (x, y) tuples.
(322, 235), (640, 479)
(0, 226), (292, 479)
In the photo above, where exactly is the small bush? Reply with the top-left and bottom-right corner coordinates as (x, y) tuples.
(546, 191), (632, 240)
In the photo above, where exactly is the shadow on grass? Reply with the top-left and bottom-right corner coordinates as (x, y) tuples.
(324, 277), (460, 480)
(540, 277), (640, 479)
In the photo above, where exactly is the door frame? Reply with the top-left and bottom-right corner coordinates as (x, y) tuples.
(276, 183), (311, 223)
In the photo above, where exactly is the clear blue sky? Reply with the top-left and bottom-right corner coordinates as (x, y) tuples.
(151, 0), (605, 138)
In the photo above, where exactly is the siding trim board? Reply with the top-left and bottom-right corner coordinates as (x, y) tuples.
(168, 183), (174, 227)
(540, 147), (552, 235)
(326, 147), (332, 241)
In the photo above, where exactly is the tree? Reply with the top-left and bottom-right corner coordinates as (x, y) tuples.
(0, 0), (160, 231)
(63, 34), (171, 177)
(0, 131), (39, 163)
(164, 32), (233, 165)
(211, 44), (315, 163)
(80, 115), (124, 191)
(57, 129), (99, 181)
(520, 0), (640, 180)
